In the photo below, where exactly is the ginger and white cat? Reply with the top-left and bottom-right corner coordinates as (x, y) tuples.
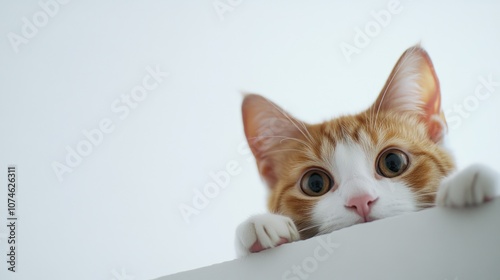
(235, 45), (500, 257)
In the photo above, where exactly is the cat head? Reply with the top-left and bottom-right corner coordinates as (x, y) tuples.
(242, 45), (455, 238)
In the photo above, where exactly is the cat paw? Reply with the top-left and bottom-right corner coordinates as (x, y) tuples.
(436, 164), (500, 207)
(235, 213), (300, 257)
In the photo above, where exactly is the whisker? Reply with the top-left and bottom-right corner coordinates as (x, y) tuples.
(249, 135), (313, 150)
(372, 47), (418, 129)
(299, 120), (315, 144)
(266, 99), (315, 144)
(264, 148), (307, 155)
(298, 224), (321, 233)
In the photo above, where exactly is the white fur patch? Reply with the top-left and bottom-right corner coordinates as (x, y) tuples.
(436, 164), (500, 207)
(235, 213), (300, 257)
(312, 141), (417, 235)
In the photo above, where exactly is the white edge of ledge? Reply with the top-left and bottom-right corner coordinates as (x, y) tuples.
(155, 199), (500, 280)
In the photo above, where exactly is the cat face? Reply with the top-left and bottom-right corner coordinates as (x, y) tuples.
(242, 46), (455, 239)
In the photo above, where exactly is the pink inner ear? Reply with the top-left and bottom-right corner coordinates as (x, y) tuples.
(418, 53), (447, 143)
(370, 45), (447, 143)
(425, 109), (447, 143)
(241, 94), (305, 188)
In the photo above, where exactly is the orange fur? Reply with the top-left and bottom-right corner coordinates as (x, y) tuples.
(262, 111), (454, 238)
(242, 45), (456, 239)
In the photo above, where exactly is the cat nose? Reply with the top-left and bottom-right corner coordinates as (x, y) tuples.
(346, 195), (378, 220)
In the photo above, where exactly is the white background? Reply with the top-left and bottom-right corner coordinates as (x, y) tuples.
(0, 1), (499, 279)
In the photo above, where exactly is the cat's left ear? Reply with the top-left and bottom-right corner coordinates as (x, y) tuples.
(370, 45), (446, 143)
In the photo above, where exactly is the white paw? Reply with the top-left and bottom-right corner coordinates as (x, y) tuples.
(436, 164), (500, 207)
(235, 213), (300, 257)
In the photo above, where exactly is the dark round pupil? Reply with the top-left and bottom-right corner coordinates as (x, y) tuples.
(308, 173), (324, 193)
(385, 153), (402, 172)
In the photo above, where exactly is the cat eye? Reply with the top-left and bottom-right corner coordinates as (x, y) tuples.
(376, 149), (409, 178)
(300, 169), (333, 196)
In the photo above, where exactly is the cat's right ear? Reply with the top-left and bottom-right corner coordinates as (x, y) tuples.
(242, 94), (305, 188)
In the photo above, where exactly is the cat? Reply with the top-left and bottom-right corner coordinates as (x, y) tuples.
(235, 45), (500, 257)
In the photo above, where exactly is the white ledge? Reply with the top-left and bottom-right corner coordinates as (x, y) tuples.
(157, 199), (500, 280)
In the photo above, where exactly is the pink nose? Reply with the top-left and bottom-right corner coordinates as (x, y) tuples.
(346, 195), (378, 219)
